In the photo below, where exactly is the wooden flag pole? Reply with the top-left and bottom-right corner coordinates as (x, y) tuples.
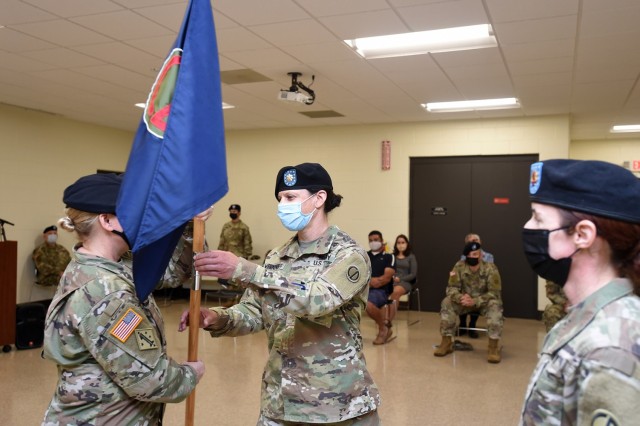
(185, 218), (205, 426)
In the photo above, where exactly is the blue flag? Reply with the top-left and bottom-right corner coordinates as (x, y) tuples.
(116, 0), (227, 301)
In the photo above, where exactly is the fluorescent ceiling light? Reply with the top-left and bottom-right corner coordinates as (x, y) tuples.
(344, 24), (496, 59)
(135, 102), (235, 109)
(422, 97), (520, 113)
(610, 124), (640, 133)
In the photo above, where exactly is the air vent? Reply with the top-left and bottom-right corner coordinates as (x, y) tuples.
(299, 110), (344, 118)
(220, 69), (272, 85)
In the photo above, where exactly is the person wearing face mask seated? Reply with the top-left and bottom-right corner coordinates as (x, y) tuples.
(32, 225), (71, 287)
(179, 162), (381, 426)
(365, 230), (396, 345)
(434, 241), (504, 363)
(519, 160), (640, 425)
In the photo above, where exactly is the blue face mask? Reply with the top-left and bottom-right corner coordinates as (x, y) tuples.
(277, 194), (317, 231)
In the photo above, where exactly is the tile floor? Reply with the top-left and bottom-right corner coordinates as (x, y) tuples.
(0, 299), (546, 425)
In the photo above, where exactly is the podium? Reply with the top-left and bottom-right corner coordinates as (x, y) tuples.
(0, 241), (17, 351)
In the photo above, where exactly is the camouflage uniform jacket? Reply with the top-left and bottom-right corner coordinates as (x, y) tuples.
(42, 248), (197, 425)
(520, 278), (640, 426)
(447, 260), (502, 307)
(207, 225), (380, 423)
(545, 280), (568, 306)
(32, 243), (71, 286)
(218, 220), (252, 258)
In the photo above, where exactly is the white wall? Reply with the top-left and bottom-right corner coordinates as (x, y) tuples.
(1, 102), (571, 308)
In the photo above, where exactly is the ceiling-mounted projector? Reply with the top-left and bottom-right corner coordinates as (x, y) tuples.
(277, 72), (315, 105)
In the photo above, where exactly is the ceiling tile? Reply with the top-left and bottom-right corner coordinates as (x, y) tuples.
(22, 0), (124, 18)
(397, 0), (490, 31)
(249, 20), (336, 46)
(70, 10), (174, 40)
(319, 10), (408, 39)
(12, 19), (112, 46)
(212, 0), (309, 26)
(22, 48), (106, 68)
(294, 0), (390, 17)
(1, 0), (56, 25)
(0, 27), (57, 52)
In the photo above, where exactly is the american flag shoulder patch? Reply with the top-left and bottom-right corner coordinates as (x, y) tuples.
(110, 308), (143, 343)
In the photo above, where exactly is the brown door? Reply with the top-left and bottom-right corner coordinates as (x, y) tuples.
(409, 154), (538, 319)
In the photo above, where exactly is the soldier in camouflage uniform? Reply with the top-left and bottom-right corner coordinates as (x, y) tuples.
(520, 159), (640, 425)
(434, 241), (504, 363)
(218, 204), (252, 259)
(42, 173), (204, 425)
(180, 163), (381, 425)
(32, 225), (71, 286)
(542, 280), (567, 332)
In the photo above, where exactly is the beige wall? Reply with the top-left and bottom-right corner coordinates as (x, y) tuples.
(2, 103), (571, 308)
(571, 139), (640, 173)
(0, 103), (133, 302)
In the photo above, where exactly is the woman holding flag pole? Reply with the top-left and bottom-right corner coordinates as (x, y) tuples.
(41, 173), (206, 425)
(179, 163), (382, 425)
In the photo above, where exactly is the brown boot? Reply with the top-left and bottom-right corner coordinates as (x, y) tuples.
(434, 336), (453, 357)
(488, 338), (501, 363)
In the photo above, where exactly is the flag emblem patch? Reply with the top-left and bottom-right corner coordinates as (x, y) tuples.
(110, 308), (143, 343)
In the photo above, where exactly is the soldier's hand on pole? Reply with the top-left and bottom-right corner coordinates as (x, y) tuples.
(178, 307), (219, 331)
(194, 250), (239, 279)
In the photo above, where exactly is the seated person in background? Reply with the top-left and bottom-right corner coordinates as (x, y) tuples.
(542, 280), (568, 332)
(434, 241), (504, 363)
(388, 234), (418, 324)
(365, 230), (395, 345)
(32, 225), (71, 287)
(459, 232), (494, 338)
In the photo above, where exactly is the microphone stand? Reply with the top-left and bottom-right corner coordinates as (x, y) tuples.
(0, 218), (15, 242)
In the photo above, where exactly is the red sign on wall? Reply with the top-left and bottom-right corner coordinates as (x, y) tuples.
(632, 160), (640, 171)
(494, 197), (510, 204)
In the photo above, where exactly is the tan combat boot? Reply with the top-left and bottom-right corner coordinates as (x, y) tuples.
(434, 336), (453, 357)
(488, 338), (501, 363)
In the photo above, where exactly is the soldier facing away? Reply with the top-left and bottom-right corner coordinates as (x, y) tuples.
(32, 225), (71, 287)
(179, 162), (381, 425)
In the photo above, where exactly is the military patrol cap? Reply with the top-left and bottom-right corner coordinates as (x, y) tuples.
(529, 159), (640, 223)
(463, 241), (481, 256)
(43, 225), (57, 233)
(63, 173), (122, 214)
(274, 162), (333, 200)
(228, 204), (241, 211)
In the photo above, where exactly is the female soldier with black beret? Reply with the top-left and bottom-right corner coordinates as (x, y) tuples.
(520, 159), (640, 425)
(42, 173), (205, 424)
(179, 163), (381, 425)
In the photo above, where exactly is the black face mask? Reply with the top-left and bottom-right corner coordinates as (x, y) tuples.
(111, 229), (131, 250)
(465, 257), (479, 266)
(521, 227), (573, 286)
(229, 213), (238, 220)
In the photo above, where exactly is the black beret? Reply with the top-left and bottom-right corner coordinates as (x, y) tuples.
(274, 162), (333, 200)
(228, 204), (241, 211)
(529, 159), (640, 223)
(63, 173), (123, 214)
(463, 242), (481, 256)
(43, 225), (57, 233)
